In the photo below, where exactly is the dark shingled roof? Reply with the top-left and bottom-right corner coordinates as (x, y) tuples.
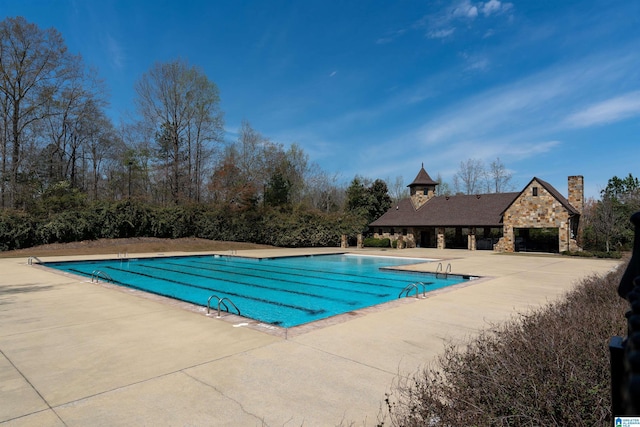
(371, 192), (520, 227)
(408, 165), (438, 187)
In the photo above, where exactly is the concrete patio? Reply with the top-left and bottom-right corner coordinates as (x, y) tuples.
(0, 248), (621, 426)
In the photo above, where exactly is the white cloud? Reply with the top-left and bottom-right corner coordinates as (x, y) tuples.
(105, 33), (125, 70)
(564, 91), (640, 128)
(428, 28), (456, 39)
(481, 0), (513, 16)
(452, 1), (479, 19)
(329, 71), (337, 77)
(482, 0), (501, 16)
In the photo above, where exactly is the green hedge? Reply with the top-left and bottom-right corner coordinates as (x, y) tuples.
(0, 202), (353, 251)
(364, 237), (391, 247)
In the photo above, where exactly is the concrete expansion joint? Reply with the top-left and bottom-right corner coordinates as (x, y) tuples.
(0, 348), (68, 426)
(292, 340), (398, 376)
(180, 370), (269, 425)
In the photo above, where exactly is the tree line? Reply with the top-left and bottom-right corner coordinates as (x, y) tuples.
(0, 16), (398, 250)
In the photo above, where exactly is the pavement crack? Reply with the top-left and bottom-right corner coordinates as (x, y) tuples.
(180, 370), (271, 426)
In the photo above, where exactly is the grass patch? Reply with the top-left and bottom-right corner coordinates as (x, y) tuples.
(563, 250), (623, 259)
(378, 260), (627, 426)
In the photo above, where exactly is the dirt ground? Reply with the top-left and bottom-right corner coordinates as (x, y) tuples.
(0, 237), (275, 258)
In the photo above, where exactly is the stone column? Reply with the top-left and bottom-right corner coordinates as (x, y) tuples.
(468, 227), (476, 251)
(502, 225), (515, 252)
(559, 222), (569, 253)
(437, 227), (445, 249)
(357, 233), (363, 249)
(341, 234), (348, 248)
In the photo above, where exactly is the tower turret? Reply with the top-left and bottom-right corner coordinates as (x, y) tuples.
(408, 164), (438, 209)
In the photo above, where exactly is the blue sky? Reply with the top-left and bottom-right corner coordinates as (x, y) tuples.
(3, 0), (639, 199)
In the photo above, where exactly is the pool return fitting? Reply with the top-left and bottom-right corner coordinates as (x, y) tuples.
(207, 294), (241, 318)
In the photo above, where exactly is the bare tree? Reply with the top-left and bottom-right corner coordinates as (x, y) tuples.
(435, 172), (452, 196)
(0, 16), (81, 207)
(454, 158), (485, 195)
(303, 165), (342, 212)
(387, 175), (409, 204)
(487, 157), (514, 193)
(595, 192), (620, 252)
(135, 59), (223, 205)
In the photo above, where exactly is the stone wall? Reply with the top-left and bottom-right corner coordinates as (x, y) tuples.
(498, 179), (572, 252)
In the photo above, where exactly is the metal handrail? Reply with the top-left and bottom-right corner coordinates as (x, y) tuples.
(27, 256), (42, 265)
(399, 283), (419, 298)
(435, 262), (451, 279)
(207, 294), (241, 317)
(399, 282), (422, 299)
(91, 270), (114, 283)
(219, 298), (240, 316)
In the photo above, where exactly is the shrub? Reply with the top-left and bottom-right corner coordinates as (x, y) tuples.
(0, 209), (37, 250)
(37, 210), (92, 244)
(378, 261), (628, 426)
(364, 237), (391, 248)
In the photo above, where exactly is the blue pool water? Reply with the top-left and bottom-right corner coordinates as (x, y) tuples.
(45, 254), (468, 327)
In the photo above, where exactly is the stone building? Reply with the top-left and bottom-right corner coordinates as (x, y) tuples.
(370, 165), (583, 253)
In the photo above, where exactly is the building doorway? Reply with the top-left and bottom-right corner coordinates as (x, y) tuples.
(419, 228), (436, 248)
(514, 228), (559, 253)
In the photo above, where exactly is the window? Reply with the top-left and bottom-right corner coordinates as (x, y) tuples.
(402, 228), (407, 236)
(378, 228), (383, 235)
(390, 228), (395, 235)
(532, 187), (538, 196)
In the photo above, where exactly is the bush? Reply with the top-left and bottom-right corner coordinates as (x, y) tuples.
(364, 237), (391, 248)
(378, 261), (628, 426)
(0, 209), (37, 251)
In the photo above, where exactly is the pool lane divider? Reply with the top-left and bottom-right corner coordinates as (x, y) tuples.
(190, 257), (408, 289)
(161, 261), (390, 298)
(71, 266), (326, 316)
(137, 263), (364, 305)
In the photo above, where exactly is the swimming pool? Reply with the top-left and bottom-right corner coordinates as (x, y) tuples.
(45, 254), (468, 328)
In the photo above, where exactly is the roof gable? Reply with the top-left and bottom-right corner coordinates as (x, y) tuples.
(501, 177), (580, 216)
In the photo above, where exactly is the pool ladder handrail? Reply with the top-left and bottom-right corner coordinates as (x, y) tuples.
(398, 282), (429, 299)
(207, 294), (241, 317)
(28, 256), (42, 265)
(91, 270), (114, 283)
(435, 262), (452, 279)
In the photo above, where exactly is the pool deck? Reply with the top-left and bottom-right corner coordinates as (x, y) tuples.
(0, 248), (622, 426)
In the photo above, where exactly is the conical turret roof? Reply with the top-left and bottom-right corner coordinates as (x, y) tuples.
(408, 164), (438, 187)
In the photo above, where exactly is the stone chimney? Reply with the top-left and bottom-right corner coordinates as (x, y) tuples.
(568, 175), (584, 214)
